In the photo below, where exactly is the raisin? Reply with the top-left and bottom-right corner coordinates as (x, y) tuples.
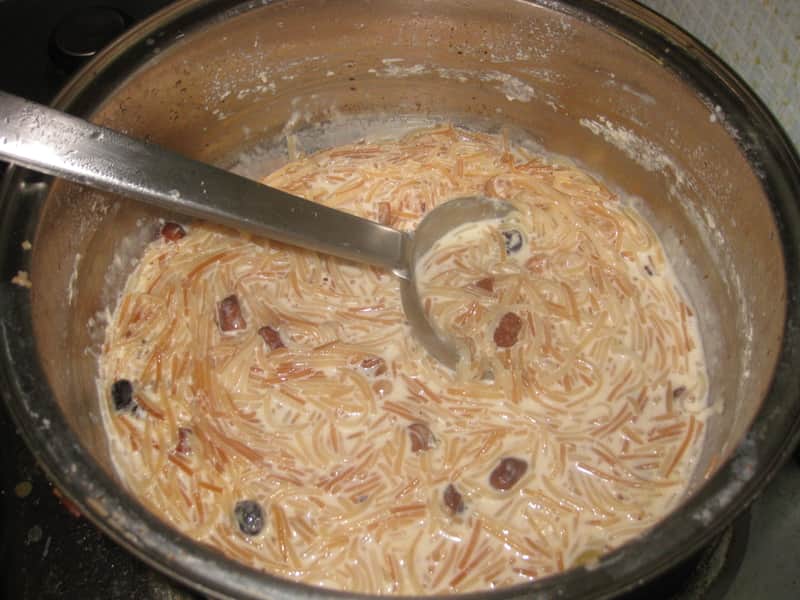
(111, 379), (134, 411)
(489, 457), (528, 490)
(361, 356), (388, 376)
(443, 484), (465, 514)
(502, 229), (524, 253)
(475, 277), (494, 292)
(493, 312), (523, 347)
(644, 265), (654, 276)
(673, 385), (687, 398)
(161, 222), (186, 242)
(258, 326), (284, 350)
(408, 423), (435, 453)
(234, 499), (264, 535)
(175, 427), (192, 455)
(218, 295), (246, 332)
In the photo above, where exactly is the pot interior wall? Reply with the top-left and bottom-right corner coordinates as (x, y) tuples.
(31, 0), (783, 512)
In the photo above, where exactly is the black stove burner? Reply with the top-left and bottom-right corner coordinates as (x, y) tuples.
(49, 6), (133, 73)
(0, 0), (168, 103)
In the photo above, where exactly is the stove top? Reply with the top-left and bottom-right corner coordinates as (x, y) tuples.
(0, 1), (799, 598)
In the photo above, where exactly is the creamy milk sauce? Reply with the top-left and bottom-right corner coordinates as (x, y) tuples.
(98, 125), (709, 593)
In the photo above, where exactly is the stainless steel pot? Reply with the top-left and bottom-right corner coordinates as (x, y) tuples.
(1, 1), (799, 598)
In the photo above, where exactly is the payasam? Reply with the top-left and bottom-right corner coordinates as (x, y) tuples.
(98, 125), (709, 594)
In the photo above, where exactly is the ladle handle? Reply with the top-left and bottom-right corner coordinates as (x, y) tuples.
(0, 91), (410, 274)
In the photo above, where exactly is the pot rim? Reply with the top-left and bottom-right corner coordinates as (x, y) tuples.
(1, 1), (800, 599)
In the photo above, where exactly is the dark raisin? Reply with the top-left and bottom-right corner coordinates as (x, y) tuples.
(176, 427), (192, 455)
(258, 326), (284, 350)
(489, 457), (528, 490)
(111, 379), (134, 411)
(361, 356), (387, 376)
(493, 312), (523, 347)
(218, 295), (246, 332)
(161, 222), (186, 242)
(644, 265), (654, 276)
(408, 423), (435, 453)
(475, 277), (494, 292)
(234, 499), (264, 535)
(443, 484), (465, 514)
(673, 385), (687, 398)
(502, 229), (524, 253)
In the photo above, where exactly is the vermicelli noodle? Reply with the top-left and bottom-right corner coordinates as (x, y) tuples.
(98, 125), (709, 594)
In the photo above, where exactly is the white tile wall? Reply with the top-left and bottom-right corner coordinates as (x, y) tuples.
(641, 0), (800, 152)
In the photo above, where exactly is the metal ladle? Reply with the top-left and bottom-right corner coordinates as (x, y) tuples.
(0, 91), (514, 368)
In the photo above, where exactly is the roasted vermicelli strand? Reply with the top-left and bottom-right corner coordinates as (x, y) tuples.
(98, 125), (709, 594)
